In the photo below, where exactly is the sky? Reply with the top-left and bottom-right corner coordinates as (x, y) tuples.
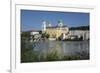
(21, 10), (89, 31)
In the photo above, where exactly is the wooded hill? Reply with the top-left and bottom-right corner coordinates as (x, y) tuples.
(69, 25), (89, 30)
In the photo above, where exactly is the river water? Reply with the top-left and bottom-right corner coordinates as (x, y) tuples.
(33, 40), (89, 60)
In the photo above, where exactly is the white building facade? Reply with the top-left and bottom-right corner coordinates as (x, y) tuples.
(68, 30), (89, 40)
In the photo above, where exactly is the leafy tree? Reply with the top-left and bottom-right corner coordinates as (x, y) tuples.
(46, 34), (50, 39)
(21, 32), (31, 41)
(41, 32), (46, 38)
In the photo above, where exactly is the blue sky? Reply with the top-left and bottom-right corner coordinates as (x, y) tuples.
(21, 10), (89, 31)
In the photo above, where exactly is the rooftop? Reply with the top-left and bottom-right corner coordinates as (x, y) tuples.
(46, 25), (68, 29)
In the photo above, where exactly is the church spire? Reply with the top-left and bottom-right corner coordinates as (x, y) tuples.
(42, 20), (46, 31)
(58, 20), (63, 27)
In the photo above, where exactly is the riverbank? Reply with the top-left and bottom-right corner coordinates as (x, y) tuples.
(21, 49), (87, 63)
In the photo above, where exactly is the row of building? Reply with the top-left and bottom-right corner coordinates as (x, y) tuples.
(28, 20), (89, 41)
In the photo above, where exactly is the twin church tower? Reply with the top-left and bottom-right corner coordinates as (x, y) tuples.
(42, 20), (64, 31)
(41, 20), (69, 40)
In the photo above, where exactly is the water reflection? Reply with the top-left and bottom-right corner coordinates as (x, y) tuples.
(33, 40), (89, 60)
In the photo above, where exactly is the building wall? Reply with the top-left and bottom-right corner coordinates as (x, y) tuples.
(45, 28), (61, 39)
(69, 30), (89, 40)
(45, 27), (69, 39)
(30, 31), (39, 35)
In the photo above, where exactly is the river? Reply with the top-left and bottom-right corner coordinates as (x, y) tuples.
(33, 40), (89, 60)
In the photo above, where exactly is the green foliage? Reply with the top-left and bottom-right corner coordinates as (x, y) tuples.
(21, 50), (38, 63)
(45, 50), (60, 61)
(58, 36), (62, 41)
(41, 32), (46, 38)
(41, 32), (50, 39)
(21, 47), (81, 63)
(39, 31), (42, 34)
(21, 32), (30, 38)
(63, 55), (80, 60)
(21, 32), (31, 41)
(69, 25), (89, 30)
(21, 31), (38, 62)
(46, 34), (50, 39)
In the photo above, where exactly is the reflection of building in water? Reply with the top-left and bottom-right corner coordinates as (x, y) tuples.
(42, 20), (69, 40)
(47, 41), (64, 58)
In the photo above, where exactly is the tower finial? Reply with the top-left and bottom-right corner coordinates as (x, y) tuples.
(58, 20), (63, 27)
(48, 21), (51, 27)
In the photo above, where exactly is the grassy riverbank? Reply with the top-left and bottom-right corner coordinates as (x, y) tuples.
(21, 48), (87, 63)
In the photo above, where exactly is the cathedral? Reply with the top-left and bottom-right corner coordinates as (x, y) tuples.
(42, 20), (69, 40)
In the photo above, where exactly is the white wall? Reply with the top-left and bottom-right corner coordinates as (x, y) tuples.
(69, 30), (89, 40)
(0, 0), (100, 73)
(31, 31), (39, 35)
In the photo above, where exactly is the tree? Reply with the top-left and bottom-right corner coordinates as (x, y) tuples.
(46, 34), (50, 39)
(21, 32), (31, 41)
(41, 32), (50, 39)
(41, 32), (46, 38)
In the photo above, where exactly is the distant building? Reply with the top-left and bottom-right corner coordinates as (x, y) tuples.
(23, 20), (89, 41)
(30, 30), (39, 35)
(30, 30), (41, 42)
(68, 30), (89, 40)
(42, 20), (69, 40)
